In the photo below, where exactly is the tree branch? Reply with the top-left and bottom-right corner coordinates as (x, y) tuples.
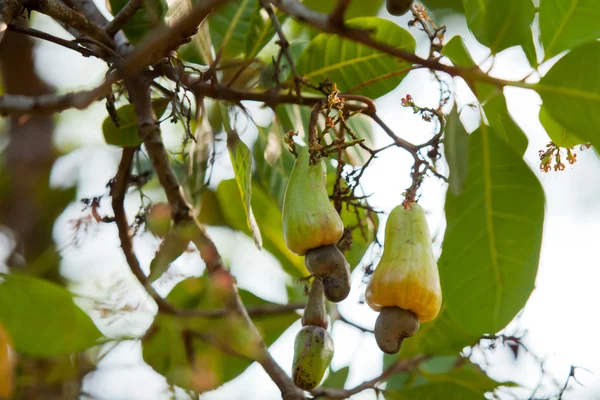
(0, 0), (25, 45)
(266, 0), (532, 90)
(26, 0), (113, 46)
(312, 355), (429, 398)
(0, 89), (104, 115)
(105, 0), (144, 36)
(7, 23), (101, 58)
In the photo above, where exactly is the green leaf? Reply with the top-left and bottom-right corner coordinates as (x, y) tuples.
(405, 125), (545, 355)
(210, 0), (256, 60)
(142, 277), (298, 392)
(537, 41), (600, 147)
(108, 0), (167, 44)
(216, 179), (307, 277)
(0, 274), (102, 357)
(253, 125), (297, 209)
(462, 0), (536, 59)
(483, 93), (528, 156)
(421, 361), (516, 392)
(245, 2), (287, 59)
(296, 17), (415, 99)
(386, 382), (485, 400)
(539, 105), (586, 148)
(102, 99), (169, 147)
(539, 0), (600, 60)
(322, 366), (349, 389)
(301, 0), (384, 19)
(441, 36), (495, 101)
(444, 107), (469, 196)
(227, 129), (263, 249)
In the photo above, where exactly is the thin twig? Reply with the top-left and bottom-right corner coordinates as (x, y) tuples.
(105, 0), (144, 36)
(7, 23), (100, 58)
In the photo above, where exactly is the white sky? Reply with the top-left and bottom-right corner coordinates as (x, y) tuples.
(6, 4), (599, 400)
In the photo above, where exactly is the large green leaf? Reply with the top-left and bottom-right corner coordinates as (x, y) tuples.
(539, 0), (600, 60)
(405, 126), (544, 355)
(441, 36), (495, 101)
(245, 2), (287, 59)
(108, 0), (167, 44)
(539, 106), (586, 148)
(210, 0), (256, 59)
(462, 0), (536, 62)
(301, 0), (384, 19)
(420, 361), (516, 392)
(386, 382), (485, 400)
(227, 129), (263, 249)
(102, 99), (169, 147)
(143, 276), (298, 392)
(296, 17), (415, 99)
(444, 107), (469, 196)
(483, 93), (528, 156)
(253, 125), (297, 209)
(0, 274), (102, 357)
(216, 179), (307, 277)
(537, 41), (600, 147)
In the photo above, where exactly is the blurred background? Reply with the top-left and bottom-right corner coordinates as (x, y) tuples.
(1, 2), (599, 400)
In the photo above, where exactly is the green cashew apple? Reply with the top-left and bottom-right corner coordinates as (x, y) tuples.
(386, 0), (413, 16)
(374, 307), (420, 354)
(292, 326), (334, 390)
(305, 245), (351, 303)
(282, 148), (344, 256)
(302, 279), (328, 329)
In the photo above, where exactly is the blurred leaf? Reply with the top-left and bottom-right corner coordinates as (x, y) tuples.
(0, 274), (101, 357)
(245, 2), (287, 59)
(102, 99), (169, 147)
(538, 42), (600, 147)
(405, 125), (545, 355)
(296, 17), (415, 99)
(441, 36), (494, 101)
(539, 106), (586, 148)
(0, 324), (14, 399)
(483, 94), (528, 156)
(539, 0), (600, 60)
(142, 276), (298, 392)
(177, 21), (213, 65)
(227, 130), (263, 249)
(322, 366), (349, 389)
(419, 356), (459, 374)
(444, 107), (469, 196)
(107, 0), (167, 44)
(301, 0), (384, 19)
(338, 204), (378, 271)
(210, 0), (256, 59)
(148, 228), (190, 283)
(253, 125), (297, 209)
(260, 40), (309, 87)
(420, 360), (516, 392)
(342, 114), (375, 167)
(386, 382), (485, 400)
(462, 0), (536, 61)
(216, 179), (307, 277)
(198, 189), (229, 226)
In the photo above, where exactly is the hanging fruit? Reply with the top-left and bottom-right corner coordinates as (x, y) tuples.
(365, 202), (442, 354)
(302, 279), (328, 329)
(291, 325), (334, 391)
(386, 0), (414, 16)
(282, 148), (350, 302)
(282, 148), (344, 256)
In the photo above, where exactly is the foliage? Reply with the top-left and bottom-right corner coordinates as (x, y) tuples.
(0, 0), (598, 398)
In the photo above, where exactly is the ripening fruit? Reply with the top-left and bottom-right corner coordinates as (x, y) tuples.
(282, 148), (344, 256)
(292, 326), (334, 390)
(305, 245), (351, 303)
(374, 307), (420, 354)
(365, 202), (442, 323)
(386, 0), (414, 16)
(302, 280), (328, 329)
